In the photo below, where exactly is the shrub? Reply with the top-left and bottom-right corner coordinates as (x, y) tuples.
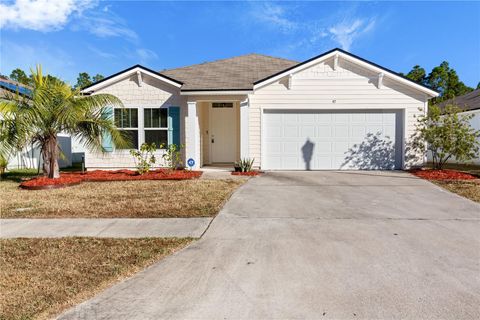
(160, 143), (183, 170)
(130, 143), (157, 174)
(410, 104), (480, 169)
(235, 158), (255, 172)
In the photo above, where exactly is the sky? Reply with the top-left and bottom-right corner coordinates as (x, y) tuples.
(0, 1), (479, 88)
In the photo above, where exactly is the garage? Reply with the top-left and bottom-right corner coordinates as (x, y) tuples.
(263, 109), (403, 170)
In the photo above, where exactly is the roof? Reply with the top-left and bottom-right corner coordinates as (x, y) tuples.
(253, 48), (439, 97)
(438, 89), (480, 112)
(160, 54), (298, 91)
(0, 78), (32, 97)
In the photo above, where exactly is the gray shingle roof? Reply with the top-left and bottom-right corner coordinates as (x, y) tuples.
(438, 89), (480, 112)
(160, 54), (298, 91)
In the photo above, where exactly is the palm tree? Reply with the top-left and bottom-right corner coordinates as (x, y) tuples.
(0, 65), (128, 178)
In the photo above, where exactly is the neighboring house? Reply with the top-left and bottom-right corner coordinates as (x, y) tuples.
(0, 79), (73, 169)
(432, 89), (480, 165)
(81, 48), (439, 171)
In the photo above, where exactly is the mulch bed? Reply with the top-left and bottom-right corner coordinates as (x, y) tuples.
(231, 171), (261, 176)
(410, 169), (477, 181)
(20, 169), (202, 190)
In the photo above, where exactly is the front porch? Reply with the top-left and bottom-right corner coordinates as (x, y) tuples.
(185, 96), (250, 169)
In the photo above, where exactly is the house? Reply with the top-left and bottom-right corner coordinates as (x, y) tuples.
(0, 78), (74, 169)
(81, 48), (439, 171)
(434, 89), (480, 165)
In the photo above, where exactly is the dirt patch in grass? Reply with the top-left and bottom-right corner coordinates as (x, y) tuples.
(0, 237), (192, 320)
(1, 179), (244, 218)
(433, 180), (480, 203)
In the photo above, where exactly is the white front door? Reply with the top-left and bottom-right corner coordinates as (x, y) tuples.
(210, 102), (237, 163)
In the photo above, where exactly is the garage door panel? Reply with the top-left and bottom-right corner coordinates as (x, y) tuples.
(263, 110), (402, 170)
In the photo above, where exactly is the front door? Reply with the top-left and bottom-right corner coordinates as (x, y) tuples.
(209, 102), (237, 163)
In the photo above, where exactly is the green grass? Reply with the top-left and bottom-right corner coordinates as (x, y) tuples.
(0, 168), (39, 182)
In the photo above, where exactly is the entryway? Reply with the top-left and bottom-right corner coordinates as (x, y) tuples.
(208, 102), (238, 164)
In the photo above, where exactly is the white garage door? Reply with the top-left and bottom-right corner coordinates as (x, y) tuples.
(263, 110), (402, 170)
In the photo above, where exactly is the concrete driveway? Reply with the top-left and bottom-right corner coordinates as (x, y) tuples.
(60, 171), (480, 320)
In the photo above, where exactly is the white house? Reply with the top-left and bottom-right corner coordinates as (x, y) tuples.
(81, 48), (439, 171)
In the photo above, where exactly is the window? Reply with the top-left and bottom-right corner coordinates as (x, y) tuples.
(144, 108), (168, 148)
(212, 102), (233, 108)
(114, 108), (138, 149)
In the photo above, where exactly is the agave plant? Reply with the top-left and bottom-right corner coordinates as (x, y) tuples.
(0, 65), (129, 178)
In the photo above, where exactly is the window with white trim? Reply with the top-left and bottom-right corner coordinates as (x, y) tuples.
(114, 108), (138, 149)
(144, 108), (168, 149)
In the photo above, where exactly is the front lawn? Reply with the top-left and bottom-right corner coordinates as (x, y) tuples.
(1, 179), (244, 218)
(0, 237), (192, 320)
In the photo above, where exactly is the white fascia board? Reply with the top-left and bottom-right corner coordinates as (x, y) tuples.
(82, 67), (181, 93)
(253, 50), (439, 98)
(180, 90), (253, 95)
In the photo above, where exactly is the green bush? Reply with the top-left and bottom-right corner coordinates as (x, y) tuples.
(160, 143), (184, 170)
(411, 104), (480, 169)
(130, 143), (157, 174)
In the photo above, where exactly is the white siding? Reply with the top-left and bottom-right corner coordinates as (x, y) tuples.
(84, 73), (187, 169)
(249, 58), (428, 169)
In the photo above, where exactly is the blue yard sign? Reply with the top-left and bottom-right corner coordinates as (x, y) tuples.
(187, 158), (195, 169)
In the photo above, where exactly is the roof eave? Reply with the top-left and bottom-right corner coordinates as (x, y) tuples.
(81, 65), (183, 93)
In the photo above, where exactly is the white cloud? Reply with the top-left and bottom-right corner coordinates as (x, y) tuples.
(328, 18), (376, 51)
(87, 46), (116, 59)
(250, 2), (297, 33)
(0, 0), (96, 31)
(134, 48), (158, 64)
(75, 11), (138, 42)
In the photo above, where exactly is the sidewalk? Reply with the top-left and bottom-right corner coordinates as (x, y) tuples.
(0, 218), (211, 238)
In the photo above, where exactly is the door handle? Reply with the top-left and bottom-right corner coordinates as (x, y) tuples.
(211, 138), (215, 143)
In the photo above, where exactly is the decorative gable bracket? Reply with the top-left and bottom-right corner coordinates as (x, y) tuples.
(333, 53), (339, 71)
(287, 74), (293, 90)
(137, 71), (143, 87)
(377, 73), (384, 89)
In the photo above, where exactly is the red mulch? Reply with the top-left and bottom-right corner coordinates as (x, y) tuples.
(231, 171), (261, 176)
(20, 169), (203, 189)
(410, 169), (477, 181)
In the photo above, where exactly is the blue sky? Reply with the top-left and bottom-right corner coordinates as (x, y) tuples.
(1, 1), (479, 87)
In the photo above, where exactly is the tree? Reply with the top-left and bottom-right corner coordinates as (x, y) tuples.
(74, 72), (104, 90)
(74, 72), (92, 89)
(0, 65), (129, 178)
(410, 104), (480, 169)
(404, 62), (474, 104)
(476, 82), (480, 90)
(92, 74), (104, 83)
(426, 61), (473, 104)
(9, 68), (31, 86)
(405, 65), (427, 85)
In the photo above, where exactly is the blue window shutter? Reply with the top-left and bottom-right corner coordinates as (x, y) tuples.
(168, 106), (180, 146)
(102, 106), (114, 152)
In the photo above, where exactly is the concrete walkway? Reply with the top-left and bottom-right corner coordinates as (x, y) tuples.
(0, 218), (211, 238)
(60, 171), (480, 319)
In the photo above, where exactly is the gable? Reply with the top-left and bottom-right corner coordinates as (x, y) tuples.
(253, 48), (439, 98)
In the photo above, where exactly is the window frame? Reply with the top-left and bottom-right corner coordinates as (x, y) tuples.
(143, 107), (169, 149)
(113, 107), (139, 150)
